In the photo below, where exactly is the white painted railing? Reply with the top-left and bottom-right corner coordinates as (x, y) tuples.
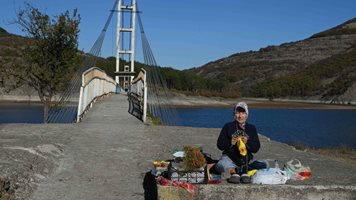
(128, 68), (147, 123)
(77, 67), (116, 122)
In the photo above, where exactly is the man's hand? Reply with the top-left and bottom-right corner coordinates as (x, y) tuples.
(232, 135), (248, 146)
(240, 136), (249, 144)
(231, 136), (238, 145)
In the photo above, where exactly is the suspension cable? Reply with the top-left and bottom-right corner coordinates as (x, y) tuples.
(48, 0), (118, 123)
(136, 5), (179, 125)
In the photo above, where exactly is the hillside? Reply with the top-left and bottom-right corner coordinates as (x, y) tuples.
(2, 18), (356, 103)
(0, 28), (85, 98)
(0, 27), (9, 36)
(189, 18), (356, 103)
(0, 27), (27, 56)
(0, 27), (233, 99)
(0, 27), (29, 93)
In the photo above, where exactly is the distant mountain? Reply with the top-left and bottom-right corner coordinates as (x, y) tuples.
(189, 18), (356, 103)
(0, 28), (150, 97)
(0, 27), (29, 91)
(0, 27), (9, 36)
(0, 27), (234, 99)
(0, 27), (27, 56)
(2, 18), (356, 103)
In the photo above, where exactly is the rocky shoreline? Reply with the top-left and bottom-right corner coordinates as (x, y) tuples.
(1, 94), (355, 110)
(170, 95), (356, 109)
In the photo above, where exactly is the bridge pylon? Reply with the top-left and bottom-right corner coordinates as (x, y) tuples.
(115, 0), (137, 92)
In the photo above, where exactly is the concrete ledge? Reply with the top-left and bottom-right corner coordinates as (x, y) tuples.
(158, 185), (194, 200)
(196, 184), (356, 200)
(158, 184), (356, 200)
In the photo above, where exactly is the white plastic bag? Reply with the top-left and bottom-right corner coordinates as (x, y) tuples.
(173, 151), (185, 158)
(252, 160), (288, 185)
(285, 159), (311, 180)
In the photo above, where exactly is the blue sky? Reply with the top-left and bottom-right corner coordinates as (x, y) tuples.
(1, 0), (355, 70)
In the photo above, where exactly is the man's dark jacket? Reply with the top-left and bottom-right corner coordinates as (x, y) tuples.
(217, 121), (260, 166)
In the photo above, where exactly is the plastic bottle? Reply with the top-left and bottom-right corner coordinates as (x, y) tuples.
(274, 160), (279, 169)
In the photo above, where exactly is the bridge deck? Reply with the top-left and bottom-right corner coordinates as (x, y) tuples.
(31, 94), (153, 199)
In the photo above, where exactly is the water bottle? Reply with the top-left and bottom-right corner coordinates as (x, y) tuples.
(274, 160), (279, 169)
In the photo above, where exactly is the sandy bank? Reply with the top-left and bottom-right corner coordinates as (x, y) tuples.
(1, 94), (355, 110)
(170, 95), (356, 110)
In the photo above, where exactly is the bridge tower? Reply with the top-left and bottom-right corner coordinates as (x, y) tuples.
(115, 0), (137, 92)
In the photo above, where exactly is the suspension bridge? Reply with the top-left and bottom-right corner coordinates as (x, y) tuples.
(2, 1), (356, 200)
(47, 0), (177, 125)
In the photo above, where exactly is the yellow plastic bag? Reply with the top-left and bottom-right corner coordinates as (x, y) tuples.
(236, 138), (247, 156)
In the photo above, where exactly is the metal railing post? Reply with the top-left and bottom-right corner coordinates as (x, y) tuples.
(142, 69), (147, 123)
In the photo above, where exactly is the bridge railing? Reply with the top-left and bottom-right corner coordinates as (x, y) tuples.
(77, 67), (116, 122)
(128, 68), (147, 123)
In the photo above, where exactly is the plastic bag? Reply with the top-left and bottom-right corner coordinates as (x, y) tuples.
(173, 151), (185, 158)
(285, 159), (311, 180)
(252, 160), (288, 184)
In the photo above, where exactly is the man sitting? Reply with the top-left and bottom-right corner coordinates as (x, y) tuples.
(215, 102), (261, 183)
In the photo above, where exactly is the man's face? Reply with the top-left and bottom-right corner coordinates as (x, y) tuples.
(235, 110), (247, 124)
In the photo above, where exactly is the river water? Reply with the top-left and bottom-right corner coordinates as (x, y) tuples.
(1, 103), (355, 148)
(0, 102), (75, 123)
(170, 107), (356, 149)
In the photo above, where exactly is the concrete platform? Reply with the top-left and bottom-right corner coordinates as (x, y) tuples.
(150, 124), (356, 200)
(0, 94), (355, 200)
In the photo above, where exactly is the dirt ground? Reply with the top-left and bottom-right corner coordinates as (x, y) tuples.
(1, 94), (355, 200)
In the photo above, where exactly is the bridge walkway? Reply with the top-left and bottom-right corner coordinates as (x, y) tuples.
(31, 94), (154, 200)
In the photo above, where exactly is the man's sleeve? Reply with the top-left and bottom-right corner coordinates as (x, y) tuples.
(246, 125), (260, 153)
(217, 124), (230, 151)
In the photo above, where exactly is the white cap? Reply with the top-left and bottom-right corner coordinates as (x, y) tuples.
(234, 102), (248, 116)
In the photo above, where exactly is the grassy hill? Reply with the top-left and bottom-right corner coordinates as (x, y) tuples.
(251, 45), (356, 102)
(189, 18), (356, 103)
(2, 17), (356, 103)
(0, 27), (232, 98)
(311, 18), (356, 38)
(0, 27), (9, 37)
(0, 27), (29, 91)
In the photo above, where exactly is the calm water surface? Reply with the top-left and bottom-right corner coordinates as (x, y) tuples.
(1, 103), (355, 148)
(0, 103), (75, 123)
(171, 107), (356, 148)
(0, 103), (43, 123)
